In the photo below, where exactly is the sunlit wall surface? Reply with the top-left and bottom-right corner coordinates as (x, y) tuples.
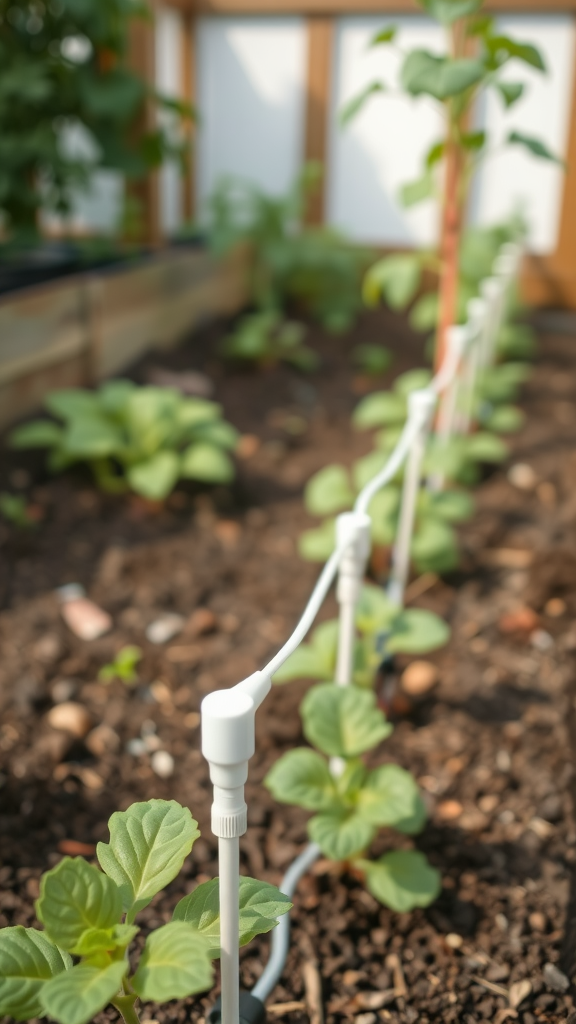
(195, 17), (307, 210)
(156, 7), (183, 235)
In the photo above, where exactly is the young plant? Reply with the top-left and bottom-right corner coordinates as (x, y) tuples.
(222, 311), (319, 371)
(9, 381), (239, 501)
(344, 2), (557, 366)
(351, 343), (393, 377)
(0, 492), (38, 528)
(0, 799), (290, 1024)
(273, 583), (449, 688)
(99, 645), (143, 685)
(265, 683), (440, 911)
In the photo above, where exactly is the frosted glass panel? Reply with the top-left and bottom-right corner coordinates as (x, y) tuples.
(327, 16), (444, 247)
(156, 7), (184, 234)
(196, 17), (307, 207)
(470, 15), (576, 255)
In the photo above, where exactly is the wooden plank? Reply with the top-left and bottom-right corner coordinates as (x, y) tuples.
(164, 0), (576, 13)
(304, 17), (333, 224)
(128, 4), (161, 245)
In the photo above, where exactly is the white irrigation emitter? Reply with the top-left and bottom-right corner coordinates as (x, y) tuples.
(199, 239), (523, 1024)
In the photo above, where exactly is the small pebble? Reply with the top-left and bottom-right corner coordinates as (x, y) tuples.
(496, 749), (511, 772)
(236, 434), (261, 459)
(146, 614), (184, 645)
(401, 660), (439, 696)
(508, 979), (532, 1010)
(33, 634), (62, 664)
(543, 962), (569, 992)
(437, 800), (463, 821)
(495, 913), (509, 932)
(354, 1014), (376, 1024)
(499, 607), (540, 634)
(544, 597), (566, 617)
(184, 712), (200, 729)
(508, 463), (537, 490)
(445, 933), (463, 949)
(57, 584), (112, 641)
(85, 724), (120, 757)
(127, 738), (147, 757)
(150, 681), (172, 704)
(528, 911), (547, 931)
(187, 608), (218, 637)
(47, 702), (91, 738)
(51, 679), (77, 704)
(530, 629), (553, 651)
(151, 750), (174, 778)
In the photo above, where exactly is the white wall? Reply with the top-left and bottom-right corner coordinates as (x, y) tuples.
(470, 15), (576, 254)
(327, 16), (445, 248)
(195, 16), (307, 211)
(155, 6), (185, 234)
(326, 14), (575, 253)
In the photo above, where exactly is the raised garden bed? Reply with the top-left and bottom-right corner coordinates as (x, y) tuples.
(1, 307), (576, 1024)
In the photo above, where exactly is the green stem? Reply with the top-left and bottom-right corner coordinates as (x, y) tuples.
(112, 994), (141, 1024)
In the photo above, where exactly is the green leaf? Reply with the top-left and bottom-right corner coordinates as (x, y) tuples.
(36, 857), (122, 955)
(0, 927), (71, 1021)
(387, 608), (451, 654)
(400, 173), (435, 208)
(304, 465), (354, 516)
(178, 398), (222, 430)
(301, 682), (392, 758)
(393, 368), (433, 397)
(352, 450), (389, 491)
(340, 82), (385, 126)
(192, 420), (239, 450)
(309, 810), (375, 860)
(420, 488), (474, 522)
(356, 583), (397, 634)
(298, 517), (336, 562)
(358, 764), (424, 829)
(273, 619), (338, 683)
(497, 323), (536, 360)
(44, 389), (100, 421)
(264, 748), (338, 811)
(485, 404), (525, 433)
(480, 361), (530, 403)
(425, 140), (445, 167)
(181, 442), (235, 483)
(401, 51), (485, 100)
(40, 961), (127, 1024)
(367, 486), (401, 546)
(421, 0), (482, 25)
(508, 131), (561, 163)
(359, 851), (441, 911)
(132, 921), (213, 1001)
(61, 415), (124, 459)
(410, 292), (438, 332)
(173, 877), (292, 957)
(97, 799), (200, 921)
(496, 81), (524, 108)
(9, 420), (64, 449)
(363, 255), (422, 310)
(352, 390), (407, 430)
(465, 431), (509, 463)
(371, 26), (397, 45)
(126, 450), (180, 500)
(98, 379), (137, 414)
(352, 344), (393, 376)
(461, 129), (485, 151)
(486, 35), (546, 71)
(411, 516), (460, 571)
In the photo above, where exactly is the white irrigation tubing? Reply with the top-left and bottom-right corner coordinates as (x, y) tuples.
(200, 240), (523, 1024)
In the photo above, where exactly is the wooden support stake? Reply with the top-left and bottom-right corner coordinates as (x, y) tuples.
(128, 2), (161, 245)
(304, 16), (333, 224)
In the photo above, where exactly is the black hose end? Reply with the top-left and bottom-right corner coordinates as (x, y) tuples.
(207, 992), (266, 1024)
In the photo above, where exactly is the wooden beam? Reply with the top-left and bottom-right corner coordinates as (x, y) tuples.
(304, 17), (333, 224)
(180, 12), (196, 222)
(164, 0), (576, 13)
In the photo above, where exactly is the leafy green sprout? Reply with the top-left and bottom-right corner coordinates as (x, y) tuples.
(0, 800), (291, 1024)
(273, 583), (450, 689)
(265, 683), (440, 911)
(99, 646), (143, 685)
(222, 310), (319, 371)
(9, 381), (239, 502)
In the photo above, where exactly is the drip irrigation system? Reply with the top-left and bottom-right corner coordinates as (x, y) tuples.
(201, 238), (524, 1024)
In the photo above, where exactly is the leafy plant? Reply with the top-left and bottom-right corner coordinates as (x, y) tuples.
(9, 381), (239, 500)
(0, 492), (37, 528)
(99, 645), (143, 685)
(0, 799), (290, 1024)
(352, 344), (393, 376)
(274, 583), (449, 688)
(206, 167), (372, 335)
(345, 3), (556, 365)
(0, 0), (194, 241)
(222, 311), (319, 370)
(265, 683), (440, 911)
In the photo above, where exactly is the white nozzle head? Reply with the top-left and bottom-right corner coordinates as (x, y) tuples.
(467, 296), (486, 322)
(480, 276), (502, 302)
(336, 510), (371, 558)
(407, 387), (436, 424)
(446, 324), (468, 358)
(201, 688), (255, 767)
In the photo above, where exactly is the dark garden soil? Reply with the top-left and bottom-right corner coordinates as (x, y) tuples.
(1, 306), (576, 1024)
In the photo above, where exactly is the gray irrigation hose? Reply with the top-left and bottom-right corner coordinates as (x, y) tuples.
(251, 843), (322, 1002)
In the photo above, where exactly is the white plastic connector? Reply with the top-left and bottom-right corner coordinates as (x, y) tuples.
(201, 688), (255, 838)
(335, 511), (372, 606)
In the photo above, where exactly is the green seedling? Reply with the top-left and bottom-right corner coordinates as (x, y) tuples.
(0, 492), (36, 528)
(351, 344), (393, 376)
(222, 311), (319, 371)
(0, 799), (290, 1024)
(273, 583), (449, 688)
(99, 645), (143, 685)
(265, 683), (440, 911)
(9, 382), (239, 501)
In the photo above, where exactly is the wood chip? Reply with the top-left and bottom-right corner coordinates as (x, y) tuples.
(354, 990), (396, 1010)
(470, 974), (509, 998)
(267, 1003), (306, 1017)
(165, 644), (203, 664)
(302, 960), (324, 1024)
(385, 953), (406, 998)
(480, 549), (534, 569)
(437, 799), (463, 821)
(401, 660), (439, 696)
(404, 572), (438, 603)
(508, 979), (532, 1009)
